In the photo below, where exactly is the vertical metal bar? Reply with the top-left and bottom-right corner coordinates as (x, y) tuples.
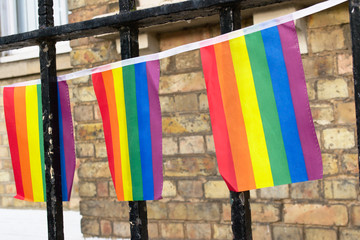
(230, 191), (252, 240)
(118, 1), (148, 239)
(349, 0), (360, 184)
(38, 0), (64, 240)
(219, 5), (253, 240)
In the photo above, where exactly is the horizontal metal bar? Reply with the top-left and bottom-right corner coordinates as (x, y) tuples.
(0, 0), (292, 51)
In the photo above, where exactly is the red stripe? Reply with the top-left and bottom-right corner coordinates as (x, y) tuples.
(14, 87), (33, 201)
(214, 42), (256, 191)
(200, 46), (238, 191)
(4, 87), (24, 200)
(92, 73), (116, 186)
(102, 70), (124, 201)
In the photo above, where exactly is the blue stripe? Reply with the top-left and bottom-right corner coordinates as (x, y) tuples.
(57, 85), (68, 200)
(261, 27), (308, 183)
(135, 62), (154, 200)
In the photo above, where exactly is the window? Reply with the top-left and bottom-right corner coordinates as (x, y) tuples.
(0, 0), (68, 36)
(0, 0), (70, 62)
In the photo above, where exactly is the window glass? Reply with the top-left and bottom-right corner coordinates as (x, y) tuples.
(0, 0), (68, 36)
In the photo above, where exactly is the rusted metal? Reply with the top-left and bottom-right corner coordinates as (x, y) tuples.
(38, 0), (64, 239)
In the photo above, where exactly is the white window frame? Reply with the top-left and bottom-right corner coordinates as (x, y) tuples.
(0, 0), (71, 63)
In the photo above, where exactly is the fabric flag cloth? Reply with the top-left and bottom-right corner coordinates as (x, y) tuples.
(3, 81), (76, 202)
(200, 21), (323, 192)
(92, 60), (163, 201)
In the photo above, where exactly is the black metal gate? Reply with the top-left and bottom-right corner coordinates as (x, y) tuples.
(0, 0), (359, 239)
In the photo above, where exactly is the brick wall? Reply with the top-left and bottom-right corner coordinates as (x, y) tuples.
(69, 1), (359, 239)
(0, 1), (358, 239)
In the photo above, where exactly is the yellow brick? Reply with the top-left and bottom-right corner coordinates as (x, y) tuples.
(164, 157), (216, 177)
(340, 229), (360, 240)
(252, 225), (271, 240)
(81, 218), (100, 236)
(147, 202), (168, 220)
(338, 53), (353, 75)
(159, 72), (206, 94)
(302, 56), (334, 79)
(335, 101), (356, 124)
(341, 154), (358, 174)
(162, 114), (210, 134)
(76, 123), (104, 141)
(113, 221), (130, 238)
(175, 50), (201, 71)
(284, 204), (348, 226)
(322, 154), (339, 175)
(273, 226), (303, 240)
(179, 135), (204, 154)
(79, 182), (96, 197)
(162, 137), (178, 155)
(291, 181), (320, 199)
(317, 78), (349, 100)
(199, 93), (209, 111)
(323, 128), (355, 149)
(204, 181), (228, 199)
(213, 224), (232, 240)
(308, 3), (349, 28)
(309, 28), (345, 53)
(178, 180), (203, 198)
(185, 223), (211, 240)
(260, 185), (289, 199)
(160, 223), (184, 239)
(160, 96), (175, 113)
(78, 162), (110, 179)
(251, 203), (280, 223)
(305, 228), (337, 240)
(324, 179), (357, 200)
(311, 104), (334, 125)
(174, 94), (198, 112)
(162, 180), (177, 197)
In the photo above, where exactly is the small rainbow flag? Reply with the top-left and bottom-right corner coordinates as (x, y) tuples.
(200, 21), (322, 192)
(92, 60), (163, 201)
(3, 81), (76, 202)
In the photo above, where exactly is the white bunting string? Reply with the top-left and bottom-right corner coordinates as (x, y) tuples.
(4, 0), (347, 87)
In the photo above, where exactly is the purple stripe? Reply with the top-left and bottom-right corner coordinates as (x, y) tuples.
(146, 60), (163, 200)
(58, 81), (76, 198)
(278, 21), (322, 180)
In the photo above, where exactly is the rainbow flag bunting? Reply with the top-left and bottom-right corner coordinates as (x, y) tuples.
(3, 81), (76, 202)
(200, 21), (323, 192)
(92, 60), (163, 201)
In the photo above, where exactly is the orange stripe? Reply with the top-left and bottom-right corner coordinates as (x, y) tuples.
(14, 87), (33, 201)
(214, 42), (256, 191)
(102, 70), (124, 200)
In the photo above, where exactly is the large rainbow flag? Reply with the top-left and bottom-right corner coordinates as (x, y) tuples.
(3, 81), (76, 202)
(92, 60), (163, 201)
(200, 21), (323, 192)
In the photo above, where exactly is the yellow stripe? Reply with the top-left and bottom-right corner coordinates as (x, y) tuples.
(112, 67), (133, 200)
(229, 37), (274, 188)
(25, 85), (45, 202)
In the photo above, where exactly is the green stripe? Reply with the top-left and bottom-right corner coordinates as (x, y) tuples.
(123, 65), (143, 199)
(245, 32), (291, 185)
(37, 84), (46, 201)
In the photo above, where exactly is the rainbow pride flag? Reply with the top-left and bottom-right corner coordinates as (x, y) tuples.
(200, 21), (322, 192)
(3, 81), (76, 202)
(92, 60), (163, 201)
